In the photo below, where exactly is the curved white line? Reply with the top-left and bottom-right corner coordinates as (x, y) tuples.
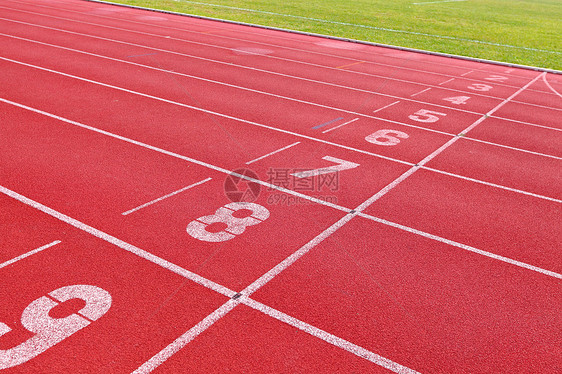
(543, 74), (562, 99)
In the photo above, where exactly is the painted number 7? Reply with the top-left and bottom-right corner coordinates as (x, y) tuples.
(0, 285), (112, 369)
(291, 156), (360, 179)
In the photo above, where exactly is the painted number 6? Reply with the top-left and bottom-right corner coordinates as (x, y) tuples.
(0, 285), (112, 369)
(365, 129), (409, 146)
(186, 202), (270, 242)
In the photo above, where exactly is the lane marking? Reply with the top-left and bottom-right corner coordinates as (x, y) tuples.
(245, 141), (300, 165)
(0, 98), (351, 212)
(372, 100), (400, 113)
(0, 23), (559, 120)
(414, 0), (467, 4)
(0, 15), (550, 115)
(357, 212), (562, 279)
(312, 117), (344, 129)
(0, 185), (237, 298)
(460, 70), (474, 77)
(336, 61), (366, 69)
(2, 86), (560, 203)
(126, 52), (158, 58)
(5, 99), (559, 284)
(423, 166), (562, 203)
(0, 240), (61, 269)
(2, 32), (559, 146)
(542, 74), (562, 99)
(242, 298), (421, 374)
(121, 178), (212, 216)
(410, 88), (431, 97)
(6, 0), (545, 82)
(438, 78), (455, 86)
(77, 0), (561, 55)
(132, 300), (238, 373)
(322, 117), (360, 133)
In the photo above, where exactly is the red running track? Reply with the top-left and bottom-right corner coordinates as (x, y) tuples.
(0, 0), (561, 373)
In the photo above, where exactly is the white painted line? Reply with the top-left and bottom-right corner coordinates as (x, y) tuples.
(460, 70), (474, 77)
(0, 32), (456, 139)
(0, 185), (237, 298)
(0, 240), (61, 269)
(245, 142), (300, 165)
(438, 78), (455, 85)
(0, 16), (546, 117)
(410, 88), (431, 97)
(1, 25), (560, 122)
(122, 178), (212, 216)
(3, 88), (559, 203)
(132, 300), (238, 373)
(7, 0), (546, 82)
(72, 0), (559, 55)
(2, 33), (559, 152)
(414, 0), (467, 5)
(357, 212), (562, 279)
(242, 298), (421, 374)
(0, 98), (351, 213)
(372, 101), (401, 114)
(543, 74), (562, 99)
(322, 117), (360, 133)
(423, 166), (562, 203)
(242, 213), (355, 295)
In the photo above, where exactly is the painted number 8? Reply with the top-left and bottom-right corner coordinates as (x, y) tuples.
(186, 202), (270, 242)
(0, 285), (112, 369)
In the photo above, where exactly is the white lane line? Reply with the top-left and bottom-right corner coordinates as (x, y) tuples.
(0, 240), (61, 269)
(322, 117), (360, 133)
(3, 87), (560, 204)
(1, 23), (559, 120)
(6, 0), (543, 82)
(0, 185), (237, 298)
(410, 88), (431, 97)
(73, 0), (560, 55)
(132, 300), (238, 373)
(122, 178), (212, 216)
(372, 100), (401, 114)
(0, 98), (351, 213)
(0, 32), (455, 139)
(0, 16), (542, 116)
(5, 98), (559, 278)
(242, 214), (355, 296)
(245, 142), (300, 165)
(414, 0), (467, 4)
(542, 74), (562, 99)
(438, 78), (455, 86)
(460, 70), (474, 77)
(2, 36), (559, 154)
(357, 212), (562, 279)
(422, 166), (561, 203)
(242, 298), (421, 374)
(238, 72), (548, 298)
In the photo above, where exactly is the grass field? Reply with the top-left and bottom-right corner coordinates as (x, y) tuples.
(102, 0), (562, 70)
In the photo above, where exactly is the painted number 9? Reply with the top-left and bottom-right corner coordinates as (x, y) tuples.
(0, 285), (112, 369)
(186, 202), (270, 242)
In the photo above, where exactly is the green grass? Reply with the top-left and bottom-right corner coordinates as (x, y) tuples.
(107, 0), (561, 70)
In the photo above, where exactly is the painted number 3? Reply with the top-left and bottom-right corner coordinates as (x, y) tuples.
(0, 285), (112, 369)
(187, 202), (270, 242)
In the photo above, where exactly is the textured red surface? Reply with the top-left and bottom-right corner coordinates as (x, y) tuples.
(0, 0), (560, 373)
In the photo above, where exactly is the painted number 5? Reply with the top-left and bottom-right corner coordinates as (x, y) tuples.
(187, 202), (270, 242)
(0, 285), (112, 369)
(408, 109), (446, 123)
